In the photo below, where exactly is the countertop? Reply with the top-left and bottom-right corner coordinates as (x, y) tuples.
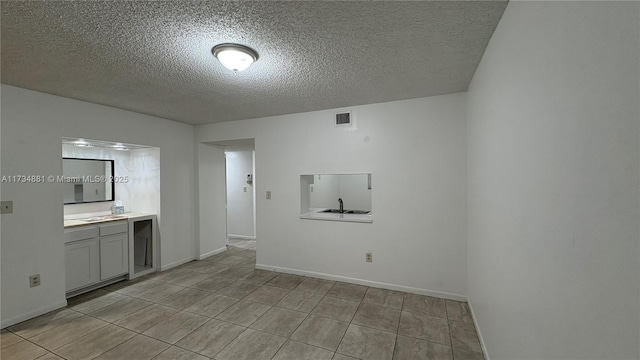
(64, 213), (156, 228)
(300, 208), (372, 223)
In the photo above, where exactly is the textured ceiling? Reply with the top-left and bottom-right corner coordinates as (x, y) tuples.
(1, 1), (507, 125)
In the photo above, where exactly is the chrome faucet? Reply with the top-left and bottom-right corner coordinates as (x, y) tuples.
(338, 198), (344, 213)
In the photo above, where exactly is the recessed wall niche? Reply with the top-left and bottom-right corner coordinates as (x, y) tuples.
(62, 137), (160, 217)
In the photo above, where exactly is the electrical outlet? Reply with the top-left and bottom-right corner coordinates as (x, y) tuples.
(29, 274), (40, 288)
(243, 186), (247, 193)
(266, 191), (271, 200)
(366, 252), (372, 262)
(1, 201), (13, 214)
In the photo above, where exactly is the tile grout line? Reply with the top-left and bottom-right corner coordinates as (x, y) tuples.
(169, 317), (245, 359)
(1, 337), (52, 359)
(392, 290), (409, 360)
(19, 306), (113, 355)
(62, 302), (172, 359)
(446, 298), (456, 360)
(390, 293), (406, 360)
(333, 283), (364, 359)
(92, 307), (227, 359)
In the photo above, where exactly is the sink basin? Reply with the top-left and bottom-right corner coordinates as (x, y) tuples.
(346, 210), (371, 215)
(319, 209), (371, 215)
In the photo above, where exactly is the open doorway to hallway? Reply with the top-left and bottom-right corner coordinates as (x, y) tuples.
(224, 144), (256, 250)
(197, 138), (256, 256)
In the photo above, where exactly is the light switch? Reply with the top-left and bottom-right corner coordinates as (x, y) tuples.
(1, 201), (13, 214)
(266, 191), (271, 200)
(243, 186), (247, 193)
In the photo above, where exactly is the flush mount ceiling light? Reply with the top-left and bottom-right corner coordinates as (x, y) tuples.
(211, 43), (258, 72)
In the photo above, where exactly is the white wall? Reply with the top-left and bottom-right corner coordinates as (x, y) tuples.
(196, 143), (227, 259)
(309, 174), (340, 209)
(466, 2), (640, 359)
(129, 148), (161, 216)
(225, 149), (255, 238)
(337, 174), (370, 211)
(196, 94), (468, 298)
(0, 85), (195, 327)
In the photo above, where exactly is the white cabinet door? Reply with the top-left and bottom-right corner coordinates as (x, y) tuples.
(99, 233), (129, 280)
(65, 238), (100, 292)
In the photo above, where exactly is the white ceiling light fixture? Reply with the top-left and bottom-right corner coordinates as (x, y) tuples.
(211, 43), (258, 72)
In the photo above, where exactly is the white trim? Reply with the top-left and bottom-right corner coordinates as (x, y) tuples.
(254, 263), (466, 301)
(160, 257), (195, 271)
(252, 149), (257, 241)
(198, 246), (227, 260)
(467, 299), (490, 360)
(1, 300), (68, 329)
(227, 234), (256, 240)
(164, 246), (230, 270)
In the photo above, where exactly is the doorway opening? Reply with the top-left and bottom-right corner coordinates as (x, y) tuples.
(197, 138), (256, 257)
(224, 144), (256, 250)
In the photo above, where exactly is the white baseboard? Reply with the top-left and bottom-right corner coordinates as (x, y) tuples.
(467, 299), (490, 360)
(162, 246), (230, 270)
(160, 257), (195, 271)
(1, 300), (68, 329)
(198, 246), (227, 260)
(227, 234), (256, 240)
(254, 263), (466, 302)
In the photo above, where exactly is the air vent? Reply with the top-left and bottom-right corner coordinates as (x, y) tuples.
(335, 112), (351, 126)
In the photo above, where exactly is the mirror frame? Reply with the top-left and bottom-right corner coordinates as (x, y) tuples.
(63, 157), (116, 205)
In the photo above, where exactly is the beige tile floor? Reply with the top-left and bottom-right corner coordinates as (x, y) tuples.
(1, 245), (484, 360)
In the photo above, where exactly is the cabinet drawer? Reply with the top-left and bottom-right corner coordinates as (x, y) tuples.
(64, 226), (98, 243)
(99, 221), (128, 237)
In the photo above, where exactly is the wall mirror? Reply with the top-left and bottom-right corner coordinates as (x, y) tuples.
(300, 173), (372, 214)
(63, 158), (115, 204)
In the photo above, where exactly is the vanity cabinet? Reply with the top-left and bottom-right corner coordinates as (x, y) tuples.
(99, 221), (128, 280)
(99, 233), (128, 280)
(65, 237), (100, 292)
(64, 220), (129, 295)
